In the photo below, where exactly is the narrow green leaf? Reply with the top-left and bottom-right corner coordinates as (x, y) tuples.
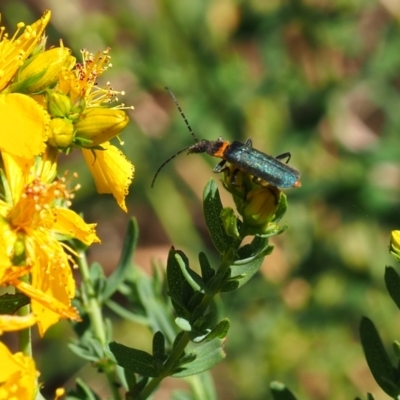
(203, 179), (232, 254)
(0, 293), (30, 314)
(385, 266), (400, 310)
(167, 248), (192, 317)
(198, 252), (215, 284)
(175, 253), (206, 293)
(193, 318), (230, 343)
(102, 218), (139, 301)
(172, 338), (226, 377)
(219, 280), (239, 292)
(153, 331), (166, 361)
(109, 342), (158, 377)
(123, 370), (137, 394)
(270, 381), (298, 400)
(359, 317), (399, 397)
(66, 378), (101, 400)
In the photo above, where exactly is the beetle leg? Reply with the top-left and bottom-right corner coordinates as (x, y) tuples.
(275, 152), (291, 164)
(244, 138), (253, 147)
(213, 159), (227, 173)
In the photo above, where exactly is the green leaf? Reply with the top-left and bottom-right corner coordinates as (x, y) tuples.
(172, 338), (226, 377)
(0, 293), (30, 314)
(175, 252), (206, 293)
(167, 248), (193, 317)
(203, 179), (232, 254)
(198, 252), (215, 284)
(66, 378), (101, 400)
(384, 266), (400, 310)
(270, 381), (298, 400)
(123, 369), (137, 394)
(102, 218), (139, 301)
(153, 331), (166, 361)
(274, 191), (288, 222)
(220, 207), (240, 239)
(219, 279), (239, 292)
(359, 317), (399, 397)
(193, 318), (230, 343)
(109, 342), (158, 377)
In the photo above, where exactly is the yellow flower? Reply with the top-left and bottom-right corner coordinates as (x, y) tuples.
(0, 93), (49, 159)
(0, 10), (51, 92)
(82, 142), (134, 212)
(0, 341), (38, 400)
(74, 107), (129, 146)
(54, 48), (134, 211)
(0, 151), (100, 336)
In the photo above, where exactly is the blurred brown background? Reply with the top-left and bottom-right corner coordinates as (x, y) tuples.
(3, 0), (400, 398)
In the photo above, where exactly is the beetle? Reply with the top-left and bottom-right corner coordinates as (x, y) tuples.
(151, 88), (301, 189)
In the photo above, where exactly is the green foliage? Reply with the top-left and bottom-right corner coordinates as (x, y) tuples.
(359, 265), (400, 399)
(64, 177), (288, 399)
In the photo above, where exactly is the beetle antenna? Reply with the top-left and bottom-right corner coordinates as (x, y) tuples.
(165, 87), (199, 142)
(151, 146), (190, 188)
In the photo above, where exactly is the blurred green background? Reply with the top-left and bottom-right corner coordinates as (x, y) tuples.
(3, 0), (400, 398)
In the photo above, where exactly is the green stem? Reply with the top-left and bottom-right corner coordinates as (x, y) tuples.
(139, 332), (190, 399)
(17, 302), (32, 357)
(17, 273), (32, 356)
(77, 251), (122, 400)
(77, 251), (106, 344)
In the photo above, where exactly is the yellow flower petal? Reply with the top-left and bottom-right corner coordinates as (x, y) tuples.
(53, 208), (100, 245)
(82, 143), (134, 212)
(0, 313), (37, 334)
(0, 341), (38, 400)
(11, 279), (80, 337)
(0, 93), (49, 159)
(0, 10), (51, 91)
(0, 266), (31, 285)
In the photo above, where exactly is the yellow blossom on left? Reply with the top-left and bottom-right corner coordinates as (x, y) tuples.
(0, 10), (51, 91)
(0, 93), (49, 158)
(0, 152), (100, 336)
(0, 341), (38, 400)
(54, 48), (134, 212)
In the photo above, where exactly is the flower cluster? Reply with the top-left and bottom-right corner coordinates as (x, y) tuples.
(0, 10), (133, 395)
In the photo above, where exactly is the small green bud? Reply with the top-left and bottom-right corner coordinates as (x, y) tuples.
(47, 92), (72, 118)
(48, 118), (75, 148)
(74, 108), (129, 147)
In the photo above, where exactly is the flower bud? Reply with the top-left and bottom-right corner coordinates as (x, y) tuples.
(222, 165), (286, 234)
(74, 108), (129, 147)
(241, 186), (280, 229)
(390, 230), (400, 262)
(47, 92), (72, 118)
(48, 118), (74, 148)
(16, 47), (76, 93)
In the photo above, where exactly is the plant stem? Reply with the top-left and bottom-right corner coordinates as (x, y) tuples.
(139, 331), (190, 399)
(18, 274), (32, 357)
(17, 303), (32, 357)
(77, 251), (106, 344)
(77, 251), (122, 400)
